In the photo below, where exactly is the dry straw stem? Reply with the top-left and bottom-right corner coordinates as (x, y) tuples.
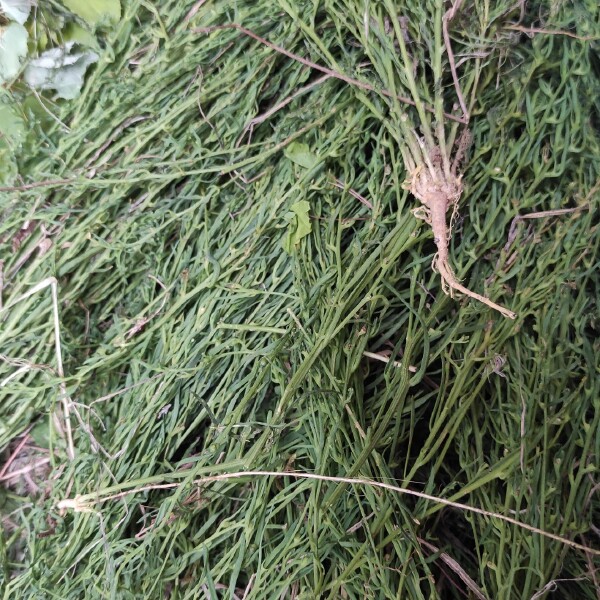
(194, 23), (466, 124)
(0, 277), (74, 460)
(0, 426), (34, 480)
(57, 470), (599, 556)
(0, 178), (75, 193)
(417, 537), (487, 600)
(505, 23), (600, 41)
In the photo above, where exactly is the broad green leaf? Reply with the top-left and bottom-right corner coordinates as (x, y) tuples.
(0, 0), (32, 24)
(284, 141), (319, 169)
(282, 200), (312, 253)
(0, 22), (28, 84)
(24, 42), (99, 99)
(61, 0), (121, 27)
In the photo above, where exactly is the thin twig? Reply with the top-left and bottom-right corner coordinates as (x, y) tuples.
(0, 178), (75, 192)
(0, 458), (51, 481)
(0, 365), (31, 387)
(362, 350), (417, 372)
(0, 427), (33, 479)
(49, 278), (75, 461)
(517, 206), (589, 220)
(1, 278), (75, 461)
(85, 115), (150, 169)
(194, 24), (466, 124)
(505, 24), (599, 41)
(237, 73), (333, 146)
(183, 0), (208, 22)
(417, 537), (487, 600)
(57, 470), (599, 555)
(529, 577), (591, 600)
(332, 177), (373, 210)
(442, 0), (469, 122)
(30, 87), (71, 132)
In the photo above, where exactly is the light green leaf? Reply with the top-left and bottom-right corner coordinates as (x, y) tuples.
(62, 0), (121, 27)
(282, 201), (312, 253)
(0, 0), (32, 24)
(62, 22), (101, 51)
(0, 93), (24, 142)
(0, 22), (28, 84)
(24, 42), (99, 99)
(284, 142), (319, 169)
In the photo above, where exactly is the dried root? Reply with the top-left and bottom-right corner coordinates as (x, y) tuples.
(407, 163), (516, 319)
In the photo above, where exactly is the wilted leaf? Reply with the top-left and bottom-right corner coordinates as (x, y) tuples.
(284, 142), (319, 169)
(282, 200), (312, 253)
(0, 22), (28, 84)
(24, 42), (99, 99)
(61, 0), (121, 27)
(0, 0), (32, 24)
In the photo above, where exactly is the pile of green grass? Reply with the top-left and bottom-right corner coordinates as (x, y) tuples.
(1, 1), (599, 598)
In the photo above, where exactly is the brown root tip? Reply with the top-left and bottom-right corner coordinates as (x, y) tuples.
(436, 258), (516, 319)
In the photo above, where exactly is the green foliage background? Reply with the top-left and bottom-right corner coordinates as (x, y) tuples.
(1, 1), (599, 598)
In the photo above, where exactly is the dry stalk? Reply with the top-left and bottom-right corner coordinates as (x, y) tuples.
(0, 277), (75, 459)
(57, 470), (598, 555)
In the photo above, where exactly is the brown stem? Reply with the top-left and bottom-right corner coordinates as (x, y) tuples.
(505, 24), (599, 41)
(0, 178), (74, 192)
(443, 0), (469, 122)
(429, 197), (516, 319)
(194, 24), (466, 124)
